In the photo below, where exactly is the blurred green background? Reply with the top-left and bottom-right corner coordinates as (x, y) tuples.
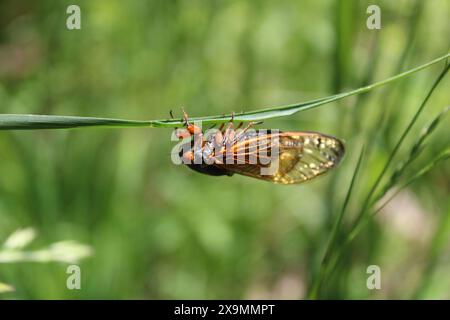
(0, 0), (449, 299)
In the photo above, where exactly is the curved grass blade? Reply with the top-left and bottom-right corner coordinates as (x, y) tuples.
(349, 148), (450, 242)
(349, 61), (450, 232)
(308, 146), (365, 299)
(0, 53), (448, 130)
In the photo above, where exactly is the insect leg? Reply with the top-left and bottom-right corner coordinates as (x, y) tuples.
(181, 107), (189, 125)
(230, 111), (235, 123)
(223, 122), (235, 147)
(231, 121), (259, 144)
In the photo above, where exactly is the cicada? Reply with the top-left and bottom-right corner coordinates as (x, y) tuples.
(173, 110), (345, 185)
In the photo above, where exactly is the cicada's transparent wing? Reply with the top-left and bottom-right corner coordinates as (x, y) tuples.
(213, 131), (345, 184)
(273, 132), (345, 184)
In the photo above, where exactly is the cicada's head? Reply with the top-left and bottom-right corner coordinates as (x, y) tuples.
(172, 108), (203, 140)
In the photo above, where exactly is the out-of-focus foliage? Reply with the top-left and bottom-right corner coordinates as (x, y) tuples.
(0, 0), (448, 299)
(0, 228), (91, 293)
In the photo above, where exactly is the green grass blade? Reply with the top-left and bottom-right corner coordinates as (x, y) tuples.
(308, 146), (365, 299)
(350, 61), (450, 232)
(373, 106), (449, 205)
(347, 148), (450, 243)
(313, 149), (450, 297)
(0, 53), (448, 130)
(0, 114), (156, 130)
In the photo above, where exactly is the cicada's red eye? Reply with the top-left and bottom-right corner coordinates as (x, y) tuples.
(187, 123), (202, 135)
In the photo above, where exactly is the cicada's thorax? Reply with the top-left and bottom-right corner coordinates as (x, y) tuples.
(201, 129), (266, 163)
(181, 133), (233, 177)
(201, 133), (220, 160)
(180, 132), (220, 164)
